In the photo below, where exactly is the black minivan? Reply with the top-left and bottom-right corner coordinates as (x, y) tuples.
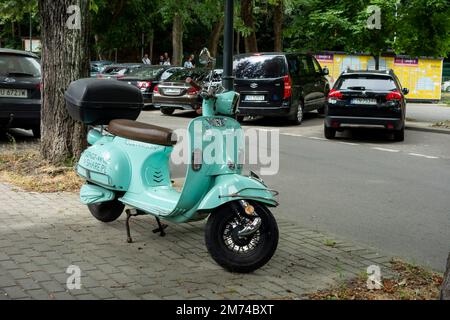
(233, 53), (330, 124)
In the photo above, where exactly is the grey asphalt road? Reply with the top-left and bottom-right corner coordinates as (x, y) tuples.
(138, 109), (450, 272)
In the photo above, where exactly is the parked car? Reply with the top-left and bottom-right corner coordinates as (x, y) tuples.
(97, 63), (144, 79)
(118, 65), (182, 107)
(443, 80), (450, 92)
(324, 69), (408, 141)
(90, 60), (113, 77)
(233, 52), (330, 124)
(0, 48), (42, 137)
(153, 68), (223, 115)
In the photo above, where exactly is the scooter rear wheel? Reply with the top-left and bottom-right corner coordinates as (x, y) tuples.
(88, 200), (125, 223)
(205, 201), (279, 273)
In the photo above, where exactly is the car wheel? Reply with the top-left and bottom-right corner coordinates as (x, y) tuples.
(32, 126), (41, 139)
(161, 107), (175, 115)
(236, 116), (245, 123)
(393, 126), (405, 142)
(289, 102), (304, 125)
(317, 105), (325, 115)
(324, 125), (336, 139)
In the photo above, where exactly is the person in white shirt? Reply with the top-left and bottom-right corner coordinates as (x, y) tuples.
(142, 54), (151, 65)
(184, 55), (194, 68)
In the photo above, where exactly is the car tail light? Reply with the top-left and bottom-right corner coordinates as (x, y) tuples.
(36, 82), (43, 91)
(386, 90), (402, 101)
(187, 87), (199, 95)
(153, 85), (159, 93)
(328, 89), (343, 100)
(137, 81), (152, 89)
(283, 75), (292, 99)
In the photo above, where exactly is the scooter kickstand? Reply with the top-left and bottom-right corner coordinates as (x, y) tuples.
(125, 209), (145, 243)
(153, 217), (168, 237)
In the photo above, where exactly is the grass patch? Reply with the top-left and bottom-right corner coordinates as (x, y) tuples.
(308, 259), (443, 300)
(0, 151), (82, 193)
(442, 92), (450, 107)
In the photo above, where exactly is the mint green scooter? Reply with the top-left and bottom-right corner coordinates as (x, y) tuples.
(65, 49), (279, 273)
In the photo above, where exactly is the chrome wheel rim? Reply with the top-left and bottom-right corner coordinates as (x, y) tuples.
(222, 216), (261, 254)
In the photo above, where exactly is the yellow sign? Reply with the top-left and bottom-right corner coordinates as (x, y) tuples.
(315, 53), (443, 101)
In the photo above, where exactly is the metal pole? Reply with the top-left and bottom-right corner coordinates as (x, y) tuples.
(29, 11), (32, 52)
(222, 0), (234, 91)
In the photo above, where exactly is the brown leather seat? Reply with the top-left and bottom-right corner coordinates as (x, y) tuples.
(108, 119), (176, 146)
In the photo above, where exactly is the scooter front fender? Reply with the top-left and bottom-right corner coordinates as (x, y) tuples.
(197, 174), (278, 211)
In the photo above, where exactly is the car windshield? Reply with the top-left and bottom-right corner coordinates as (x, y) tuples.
(0, 54), (41, 77)
(233, 55), (287, 79)
(128, 67), (165, 79)
(337, 76), (398, 91)
(166, 69), (208, 82)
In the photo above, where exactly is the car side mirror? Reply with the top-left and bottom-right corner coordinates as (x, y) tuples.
(322, 67), (329, 76)
(402, 88), (409, 95)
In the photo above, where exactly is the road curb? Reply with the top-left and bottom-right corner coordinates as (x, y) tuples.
(406, 123), (450, 135)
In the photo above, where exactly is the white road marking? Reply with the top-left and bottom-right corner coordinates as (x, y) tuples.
(408, 153), (439, 159)
(281, 133), (304, 137)
(372, 147), (401, 153)
(309, 137), (327, 141)
(339, 142), (360, 146)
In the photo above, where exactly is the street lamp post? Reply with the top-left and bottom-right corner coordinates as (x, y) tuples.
(222, 0), (234, 92)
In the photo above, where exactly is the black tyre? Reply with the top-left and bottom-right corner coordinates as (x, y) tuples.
(393, 126), (405, 142)
(205, 201), (279, 273)
(32, 126), (41, 138)
(317, 105), (325, 115)
(88, 200), (125, 223)
(161, 107), (175, 115)
(288, 101), (304, 125)
(324, 125), (336, 139)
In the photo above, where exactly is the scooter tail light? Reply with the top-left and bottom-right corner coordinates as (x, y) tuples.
(283, 75), (292, 99)
(386, 90), (402, 101)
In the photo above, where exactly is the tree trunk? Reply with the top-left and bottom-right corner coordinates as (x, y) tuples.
(39, 0), (89, 164)
(208, 18), (224, 58)
(373, 54), (380, 70)
(236, 31), (240, 55)
(441, 253), (450, 300)
(149, 30), (154, 63)
(273, 0), (283, 52)
(172, 13), (183, 66)
(240, 0), (258, 53)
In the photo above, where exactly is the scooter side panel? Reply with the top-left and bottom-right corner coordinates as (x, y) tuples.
(77, 139), (132, 191)
(197, 174), (278, 211)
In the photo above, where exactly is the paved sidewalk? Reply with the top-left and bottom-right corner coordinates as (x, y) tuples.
(0, 183), (393, 300)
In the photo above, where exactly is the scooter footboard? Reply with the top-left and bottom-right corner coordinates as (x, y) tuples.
(197, 174), (279, 211)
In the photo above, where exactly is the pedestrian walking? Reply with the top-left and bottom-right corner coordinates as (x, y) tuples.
(158, 55), (165, 65)
(163, 52), (171, 65)
(142, 54), (151, 65)
(184, 55), (194, 69)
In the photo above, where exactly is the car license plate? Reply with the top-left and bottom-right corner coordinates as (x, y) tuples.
(245, 95), (265, 101)
(164, 88), (181, 95)
(0, 88), (28, 98)
(351, 98), (377, 105)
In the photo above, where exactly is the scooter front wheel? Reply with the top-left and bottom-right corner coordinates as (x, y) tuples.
(205, 201), (279, 273)
(88, 200), (125, 223)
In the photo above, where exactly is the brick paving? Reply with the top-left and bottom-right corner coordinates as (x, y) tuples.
(0, 182), (394, 300)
